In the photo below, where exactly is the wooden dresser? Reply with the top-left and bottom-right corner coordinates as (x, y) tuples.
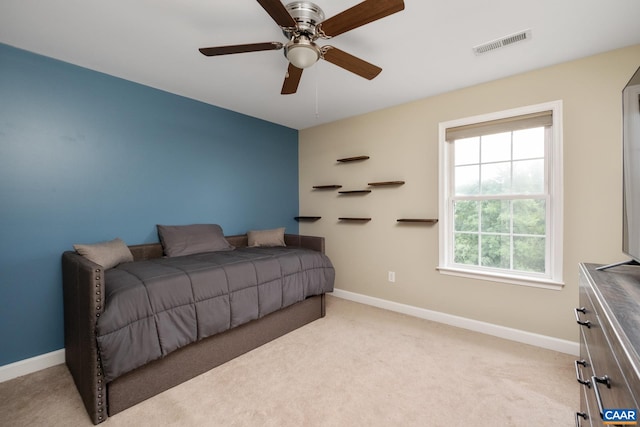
(575, 263), (640, 426)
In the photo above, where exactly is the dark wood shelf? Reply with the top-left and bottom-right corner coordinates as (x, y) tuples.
(337, 156), (370, 163)
(368, 181), (405, 186)
(294, 216), (321, 221)
(338, 190), (372, 194)
(339, 217), (371, 222)
(313, 185), (342, 189)
(396, 219), (439, 224)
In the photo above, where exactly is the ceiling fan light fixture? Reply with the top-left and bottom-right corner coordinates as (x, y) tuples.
(285, 37), (320, 68)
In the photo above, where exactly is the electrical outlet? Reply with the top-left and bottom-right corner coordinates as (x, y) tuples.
(388, 271), (396, 283)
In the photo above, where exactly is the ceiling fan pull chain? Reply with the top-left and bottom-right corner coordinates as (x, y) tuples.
(315, 67), (320, 119)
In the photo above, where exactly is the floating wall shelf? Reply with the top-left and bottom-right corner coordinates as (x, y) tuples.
(338, 190), (371, 194)
(295, 216), (321, 221)
(313, 185), (342, 189)
(339, 217), (371, 222)
(396, 219), (439, 224)
(368, 181), (405, 186)
(337, 156), (370, 163)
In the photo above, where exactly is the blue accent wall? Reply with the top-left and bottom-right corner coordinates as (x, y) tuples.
(0, 43), (299, 366)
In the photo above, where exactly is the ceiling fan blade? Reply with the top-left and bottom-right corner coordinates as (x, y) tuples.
(256, 0), (297, 28)
(199, 42), (283, 56)
(281, 63), (303, 95)
(322, 47), (382, 80)
(319, 0), (404, 38)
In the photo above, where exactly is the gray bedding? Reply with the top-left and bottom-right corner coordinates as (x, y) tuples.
(96, 246), (334, 382)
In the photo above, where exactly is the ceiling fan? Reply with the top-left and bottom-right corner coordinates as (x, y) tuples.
(199, 0), (405, 95)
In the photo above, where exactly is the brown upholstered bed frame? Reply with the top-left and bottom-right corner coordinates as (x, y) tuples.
(62, 234), (328, 424)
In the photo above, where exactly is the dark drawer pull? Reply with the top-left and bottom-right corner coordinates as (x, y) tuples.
(574, 307), (591, 328)
(591, 375), (611, 420)
(575, 411), (588, 427)
(574, 360), (591, 387)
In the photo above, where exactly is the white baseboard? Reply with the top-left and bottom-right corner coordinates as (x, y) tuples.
(331, 288), (579, 356)
(0, 349), (65, 383)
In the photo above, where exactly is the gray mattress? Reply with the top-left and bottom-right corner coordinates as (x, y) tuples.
(96, 246), (335, 381)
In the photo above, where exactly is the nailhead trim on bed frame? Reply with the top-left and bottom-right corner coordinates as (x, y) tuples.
(95, 268), (105, 421)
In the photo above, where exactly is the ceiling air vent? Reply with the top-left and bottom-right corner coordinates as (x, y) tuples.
(473, 29), (532, 55)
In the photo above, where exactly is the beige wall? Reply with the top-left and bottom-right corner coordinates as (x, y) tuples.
(299, 44), (640, 343)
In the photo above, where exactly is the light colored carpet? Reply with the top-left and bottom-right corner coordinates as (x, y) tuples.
(0, 295), (578, 426)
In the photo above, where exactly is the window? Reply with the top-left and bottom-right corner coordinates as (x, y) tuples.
(438, 101), (563, 289)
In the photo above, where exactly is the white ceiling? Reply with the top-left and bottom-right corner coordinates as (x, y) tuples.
(1, 0), (639, 130)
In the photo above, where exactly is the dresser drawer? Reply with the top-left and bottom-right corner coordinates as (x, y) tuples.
(576, 329), (595, 426)
(579, 286), (621, 379)
(578, 386), (594, 426)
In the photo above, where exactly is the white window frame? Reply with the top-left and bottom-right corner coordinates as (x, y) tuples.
(438, 101), (564, 290)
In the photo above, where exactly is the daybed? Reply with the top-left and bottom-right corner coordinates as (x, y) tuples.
(62, 231), (334, 424)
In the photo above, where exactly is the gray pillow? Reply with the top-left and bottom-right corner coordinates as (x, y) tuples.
(157, 224), (234, 257)
(247, 227), (286, 247)
(73, 238), (134, 269)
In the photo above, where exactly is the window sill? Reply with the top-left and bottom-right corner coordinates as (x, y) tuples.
(436, 266), (564, 290)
